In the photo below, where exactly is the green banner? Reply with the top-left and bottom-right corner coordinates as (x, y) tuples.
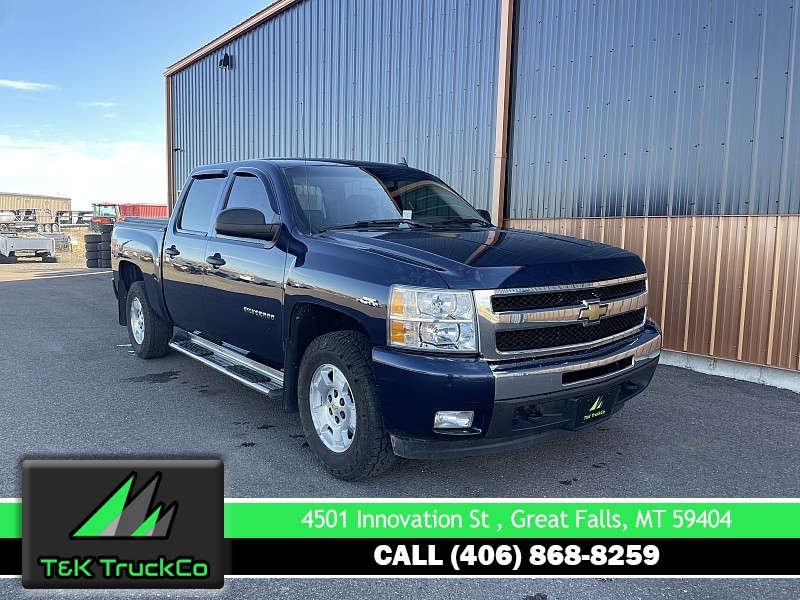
(0, 503), (21, 538)
(2, 500), (798, 539)
(223, 501), (800, 539)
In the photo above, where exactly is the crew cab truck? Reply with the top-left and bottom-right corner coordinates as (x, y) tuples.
(111, 159), (661, 481)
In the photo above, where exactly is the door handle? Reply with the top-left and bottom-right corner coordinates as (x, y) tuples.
(164, 245), (180, 257)
(206, 253), (226, 268)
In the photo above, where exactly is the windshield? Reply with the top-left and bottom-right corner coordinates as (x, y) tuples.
(93, 205), (118, 217)
(281, 164), (488, 233)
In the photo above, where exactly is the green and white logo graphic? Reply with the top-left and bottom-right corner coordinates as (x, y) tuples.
(70, 472), (177, 539)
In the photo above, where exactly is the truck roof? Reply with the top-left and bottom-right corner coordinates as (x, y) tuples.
(191, 157), (430, 174)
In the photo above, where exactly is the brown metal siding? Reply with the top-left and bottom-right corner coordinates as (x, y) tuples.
(686, 216), (719, 356)
(770, 216), (800, 370)
(713, 216), (747, 361)
(644, 218), (668, 345)
(741, 217), (776, 364)
(663, 218), (692, 351)
(506, 215), (800, 372)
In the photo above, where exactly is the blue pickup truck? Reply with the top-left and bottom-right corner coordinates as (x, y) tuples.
(111, 159), (661, 480)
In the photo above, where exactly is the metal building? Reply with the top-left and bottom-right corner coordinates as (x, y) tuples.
(165, 0), (800, 375)
(0, 193), (71, 215)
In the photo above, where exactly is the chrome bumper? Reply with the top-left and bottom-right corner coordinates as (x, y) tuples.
(491, 319), (662, 400)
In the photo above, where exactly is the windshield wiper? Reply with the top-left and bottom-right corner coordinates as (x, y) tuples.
(434, 217), (492, 227)
(320, 219), (432, 232)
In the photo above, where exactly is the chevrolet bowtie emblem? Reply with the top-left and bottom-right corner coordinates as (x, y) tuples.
(578, 299), (608, 323)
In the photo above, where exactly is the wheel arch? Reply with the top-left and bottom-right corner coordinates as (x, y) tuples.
(116, 260), (144, 326)
(283, 302), (370, 413)
(116, 259), (173, 327)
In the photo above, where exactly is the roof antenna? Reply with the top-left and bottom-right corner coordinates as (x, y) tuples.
(399, 156), (408, 166)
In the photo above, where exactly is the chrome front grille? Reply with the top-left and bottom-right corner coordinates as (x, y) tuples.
(490, 279), (646, 312)
(495, 308), (646, 352)
(473, 274), (649, 360)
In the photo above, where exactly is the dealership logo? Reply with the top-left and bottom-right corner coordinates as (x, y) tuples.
(71, 472), (177, 539)
(22, 459), (224, 589)
(578, 299), (608, 323)
(583, 394), (607, 422)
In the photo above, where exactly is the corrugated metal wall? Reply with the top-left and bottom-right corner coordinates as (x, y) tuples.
(507, 0), (800, 219)
(504, 0), (800, 372)
(0, 194), (71, 214)
(170, 0), (500, 210)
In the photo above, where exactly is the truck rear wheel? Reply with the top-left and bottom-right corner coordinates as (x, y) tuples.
(298, 331), (395, 481)
(126, 281), (172, 359)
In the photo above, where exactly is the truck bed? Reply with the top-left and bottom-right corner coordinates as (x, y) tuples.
(117, 217), (169, 229)
(0, 234), (57, 262)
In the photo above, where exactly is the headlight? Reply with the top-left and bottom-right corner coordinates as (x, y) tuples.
(388, 286), (477, 352)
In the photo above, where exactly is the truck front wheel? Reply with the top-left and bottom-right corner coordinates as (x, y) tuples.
(298, 331), (395, 481)
(126, 281), (172, 359)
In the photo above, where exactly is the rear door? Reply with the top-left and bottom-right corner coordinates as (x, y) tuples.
(161, 172), (226, 331)
(203, 169), (286, 365)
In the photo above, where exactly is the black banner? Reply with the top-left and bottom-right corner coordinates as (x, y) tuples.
(0, 540), (20, 576)
(226, 538), (797, 576)
(2, 538), (796, 577)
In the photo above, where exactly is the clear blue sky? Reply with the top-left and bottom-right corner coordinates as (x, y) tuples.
(0, 1), (271, 209)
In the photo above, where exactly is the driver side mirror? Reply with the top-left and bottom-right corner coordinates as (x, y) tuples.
(215, 208), (280, 241)
(477, 209), (493, 225)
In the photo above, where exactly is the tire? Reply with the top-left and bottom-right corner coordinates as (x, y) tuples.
(51, 223), (60, 232)
(84, 234), (102, 244)
(298, 331), (395, 481)
(36, 224), (44, 233)
(99, 259), (111, 268)
(85, 242), (100, 252)
(100, 224), (114, 233)
(85, 251), (100, 260)
(86, 259), (99, 268)
(42, 256), (57, 263)
(99, 241), (111, 251)
(126, 281), (172, 359)
(100, 231), (112, 242)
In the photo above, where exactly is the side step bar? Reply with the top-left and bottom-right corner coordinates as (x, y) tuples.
(169, 330), (283, 400)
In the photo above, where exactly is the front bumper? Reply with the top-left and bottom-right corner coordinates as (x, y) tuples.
(372, 318), (661, 459)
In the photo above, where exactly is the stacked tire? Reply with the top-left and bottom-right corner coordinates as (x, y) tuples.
(85, 224), (113, 268)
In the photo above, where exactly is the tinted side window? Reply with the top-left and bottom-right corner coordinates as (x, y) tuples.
(224, 174), (276, 220)
(179, 176), (225, 233)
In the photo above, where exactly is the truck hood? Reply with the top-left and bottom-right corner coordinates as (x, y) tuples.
(321, 227), (646, 289)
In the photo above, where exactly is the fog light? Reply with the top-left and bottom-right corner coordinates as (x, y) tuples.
(433, 411), (474, 429)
